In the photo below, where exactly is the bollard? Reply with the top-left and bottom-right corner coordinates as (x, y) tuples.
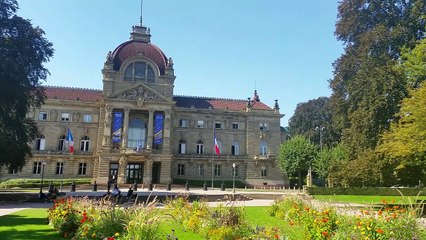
(149, 182), (153, 191)
(92, 181), (97, 192)
(203, 181), (207, 191)
(107, 182), (111, 193)
(185, 180), (189, 191)
(167, 181), (171, 191)
(71, 181), (76, 192)
(220, 181), (225, 191)
(133, 180), (138, 191)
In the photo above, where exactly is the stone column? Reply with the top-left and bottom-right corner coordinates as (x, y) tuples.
(118, 155), (127, 185)
(147, 109), (154, 149)
(163, 110), (171, 152)
(144, 160), (153, 184)
(121, 108), (130, 149)
(102, 106), (112, 147)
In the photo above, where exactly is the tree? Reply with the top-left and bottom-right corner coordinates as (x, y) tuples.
(288, 97), (339, 147)
(0, 0), (54, 169)
(277, 135), (316, 188)
(313, 143), (349, 187)
(329, 0), (426, 158)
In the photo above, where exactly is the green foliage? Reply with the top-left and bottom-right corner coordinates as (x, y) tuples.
(307, 187), (426, 196)
(329, 0), (426, 159)
(338, 150), (383, 187)
(399, 38), (426, 88)
(278, 135), (317, 188)
(0, 178), (91, 188)
(288, 97), (339, 147)
(0, 0), (54, 169)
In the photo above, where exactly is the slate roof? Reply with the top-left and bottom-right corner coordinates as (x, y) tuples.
(43, 86), (272, 111)
(173, 96), (272, 111)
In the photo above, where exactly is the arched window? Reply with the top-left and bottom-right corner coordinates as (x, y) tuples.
(80, 136), (90, 152)
(58, 135), (66, 151)
(231, 141), (239, 156)
(196, 140), (204, 154)
(36, 134), (46, 150)
(124, 62), (155, 83)
(127, 118), (147, 149)
(178, 139), (186, 154)
(259, 141), (268, 156)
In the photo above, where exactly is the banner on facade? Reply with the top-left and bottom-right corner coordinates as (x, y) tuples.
(154, 113), (163, 144)
(112, 111), (123, 143)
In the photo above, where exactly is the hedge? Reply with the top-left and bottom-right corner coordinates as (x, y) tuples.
(0, 178), (92, 188)
(172, 178), (247, 188)
(307, 187), (425, 196)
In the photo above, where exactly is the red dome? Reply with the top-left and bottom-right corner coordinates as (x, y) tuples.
(111, 41), (168, 75)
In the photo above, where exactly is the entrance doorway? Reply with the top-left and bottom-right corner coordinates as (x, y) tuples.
(109, 163), (119, 185)
(152, 162), (161, 184)
(126, 163), (144, 184)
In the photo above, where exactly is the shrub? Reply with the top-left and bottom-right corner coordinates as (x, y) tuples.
(307, 187), (425, 196)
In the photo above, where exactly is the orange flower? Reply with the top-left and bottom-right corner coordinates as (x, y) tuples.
(322, 217), (329, 223)
(322, 231), (328, 237)
(376, 228), (384, 234)
(289, 221), (295, 226)
(378, 210), (383, 216)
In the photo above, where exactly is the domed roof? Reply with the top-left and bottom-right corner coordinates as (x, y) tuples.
(111, 40), (168, 75)
(110, 25), (168, 75)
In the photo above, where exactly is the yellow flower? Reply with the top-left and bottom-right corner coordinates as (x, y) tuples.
(115, 232), (120, 237)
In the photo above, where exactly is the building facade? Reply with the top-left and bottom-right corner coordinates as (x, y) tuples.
(1, 23), (287, 187)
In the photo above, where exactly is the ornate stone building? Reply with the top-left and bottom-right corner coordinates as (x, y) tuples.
(1, 22), (287, 187)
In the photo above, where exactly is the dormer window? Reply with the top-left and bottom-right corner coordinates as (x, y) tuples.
(124, 62), (155, 83)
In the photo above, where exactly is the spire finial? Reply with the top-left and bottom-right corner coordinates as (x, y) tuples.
(140, 0), (143, 26)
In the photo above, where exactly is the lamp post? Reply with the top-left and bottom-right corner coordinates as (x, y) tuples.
(232, 163), (236, 194)
(39, 161), (47, 198)
(315, 126), (325, 150)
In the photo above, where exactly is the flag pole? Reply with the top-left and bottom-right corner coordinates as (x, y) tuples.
(211, 126), (215, 190)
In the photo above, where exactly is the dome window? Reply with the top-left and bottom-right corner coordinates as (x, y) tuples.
(124, 62), (155, 83)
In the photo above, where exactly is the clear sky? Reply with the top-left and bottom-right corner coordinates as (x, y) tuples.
(17, 0), (343, 126)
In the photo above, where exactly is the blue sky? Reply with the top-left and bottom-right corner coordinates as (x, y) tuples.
(18, 0), (343, 126)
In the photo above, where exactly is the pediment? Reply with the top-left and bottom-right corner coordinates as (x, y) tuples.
(109, 83), (173, 105)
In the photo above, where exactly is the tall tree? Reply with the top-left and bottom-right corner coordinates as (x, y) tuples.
(277, 135), (316, 188)
(288, 97), (338, 147)
(313, 143), (349, 186)
(0, 0), (54, 169)
(329, 0), (426, 158)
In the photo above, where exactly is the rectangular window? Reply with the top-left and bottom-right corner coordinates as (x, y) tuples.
(8, 167), (18, 174)
(56, 162), (64, 175)
(259, 122), (268, 131)
(33, 162), (42, 174)
(177, 164), (185, 176)
(83, 114), (92, 123)
(197, 120), (204, 128)
(197, 164), (204, 176)
(214, 164), (221, 176)
(61, 113), (70, 122)
(38, 111), (48, 121)
(78, 163), (87, 175)
(232, 122), (239, 130)
(179, 119), (188, 128)
(215, 122), (222, 129)
(261, 167), (267, 177)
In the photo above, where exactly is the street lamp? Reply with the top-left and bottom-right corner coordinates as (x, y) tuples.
(315, 126), (325, 150)
(232, 163), (236, 194)
(39, 161), (47, 199)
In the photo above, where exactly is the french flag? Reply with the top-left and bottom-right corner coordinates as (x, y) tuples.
(67, 129), (74, 154)
(214, 131), (220, 156)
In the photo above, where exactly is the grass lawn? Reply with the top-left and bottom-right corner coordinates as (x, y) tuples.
(314, 195), (426, 204)
(0, 206), (305, 240)
(0, 209), (63, 240)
